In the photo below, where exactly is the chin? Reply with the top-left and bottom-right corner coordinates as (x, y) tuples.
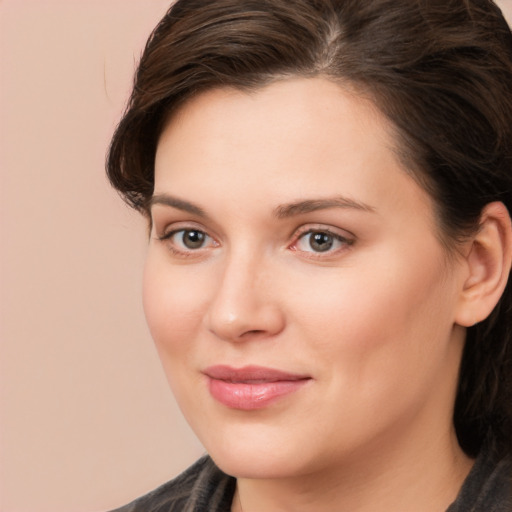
(199, 424), (318, 479)
(211, 449), (304, 480)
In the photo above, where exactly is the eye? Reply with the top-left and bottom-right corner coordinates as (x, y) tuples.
(176, 229), (208, 249)
(292, 229), (352, 254)
(159, 228), (216, 253)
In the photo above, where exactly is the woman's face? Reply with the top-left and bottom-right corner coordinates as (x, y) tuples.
(144, 78), (467, 479)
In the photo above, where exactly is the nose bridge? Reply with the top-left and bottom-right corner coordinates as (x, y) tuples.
(206, 245), (283, 341)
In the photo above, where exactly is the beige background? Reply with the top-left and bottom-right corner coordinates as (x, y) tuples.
(0, 2), (205, 511)
(1, 1), (511, 511)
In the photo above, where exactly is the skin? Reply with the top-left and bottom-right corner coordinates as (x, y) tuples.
(144, 77), (478, 512)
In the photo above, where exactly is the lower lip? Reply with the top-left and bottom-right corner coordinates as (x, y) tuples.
(207, 378), (310, 410)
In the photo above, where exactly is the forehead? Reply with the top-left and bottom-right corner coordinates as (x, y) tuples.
(156, 78), (393, 181)
(154, 77), (435, 233)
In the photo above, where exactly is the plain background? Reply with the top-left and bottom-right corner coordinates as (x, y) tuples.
(0, 2), (205, 511)
(1, 1), (511, 511)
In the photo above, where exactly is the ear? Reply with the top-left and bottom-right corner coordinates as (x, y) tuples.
(455, 202), (512, 327)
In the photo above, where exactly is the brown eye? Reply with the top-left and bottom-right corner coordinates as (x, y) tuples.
(293, 229), (351, 255)
(159, 228), (214, 252)
(180, 230), (206, 249)
(309, 232), (334, 252)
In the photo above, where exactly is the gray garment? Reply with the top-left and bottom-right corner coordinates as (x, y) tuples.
(109, 456), (235, 512)
(110, 448), (511, 512)
(447, 447), (511, 512)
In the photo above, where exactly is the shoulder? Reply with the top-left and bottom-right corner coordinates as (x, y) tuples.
(108, 455), (236, 512)
(447, 448), (512, 512)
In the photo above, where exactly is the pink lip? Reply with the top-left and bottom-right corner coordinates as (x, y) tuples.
(204, 365), (311, 410)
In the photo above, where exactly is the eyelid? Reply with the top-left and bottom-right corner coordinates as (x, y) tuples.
(155, 219), (211, 239)
(291, 223), (354, 241)
(154, 221), (219, 257)
(289, 224), (355, 256)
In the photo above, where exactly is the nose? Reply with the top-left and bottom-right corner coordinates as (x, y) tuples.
(205, 252), (285, 342)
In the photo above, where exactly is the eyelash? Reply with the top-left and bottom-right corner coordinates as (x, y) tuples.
(289, 227), (354, 258)
(156, 225), (354, 259)
(157, 229), (215, 257)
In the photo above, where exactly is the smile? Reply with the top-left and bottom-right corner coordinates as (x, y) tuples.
(204, 365), (312, 410)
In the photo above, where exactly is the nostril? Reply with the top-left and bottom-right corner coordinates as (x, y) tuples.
(239, 329), (267, 339)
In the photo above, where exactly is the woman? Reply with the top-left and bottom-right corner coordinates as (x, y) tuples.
(107, 0), (512, 510)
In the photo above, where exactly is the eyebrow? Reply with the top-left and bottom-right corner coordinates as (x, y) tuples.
(149, 193), (375, 219)
(274, 197), (375, 218)
(149, 194), (208, 218)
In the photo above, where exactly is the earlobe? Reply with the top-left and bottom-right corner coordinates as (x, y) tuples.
(455, 202), (512, 327)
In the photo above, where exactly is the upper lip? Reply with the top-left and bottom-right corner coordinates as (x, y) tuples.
(203, 365), (311, 383)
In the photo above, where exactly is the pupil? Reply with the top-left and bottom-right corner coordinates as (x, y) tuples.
(311, 232), (333, 252)
(183, 230), (205, 249)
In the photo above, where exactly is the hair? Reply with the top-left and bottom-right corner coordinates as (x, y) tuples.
(107, 0), (512, 458)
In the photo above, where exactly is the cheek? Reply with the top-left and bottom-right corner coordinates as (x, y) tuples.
(288, 248), (456, 370)
(142, 254), (207, 354)
(286, 259), (459, 439)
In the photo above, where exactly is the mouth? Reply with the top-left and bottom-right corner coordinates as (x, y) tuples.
(203, 365), (312, 410)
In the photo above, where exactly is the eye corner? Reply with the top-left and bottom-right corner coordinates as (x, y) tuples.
(289, 225), (355, 258)
(154, 225), (220, 260)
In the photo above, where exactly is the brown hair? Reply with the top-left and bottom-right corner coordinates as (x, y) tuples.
(107, 0), (512, 457)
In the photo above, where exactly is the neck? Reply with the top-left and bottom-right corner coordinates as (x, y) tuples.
(232, 427), (474, 512)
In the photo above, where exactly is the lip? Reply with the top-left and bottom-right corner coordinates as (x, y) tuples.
(203, 365), (311, 410)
